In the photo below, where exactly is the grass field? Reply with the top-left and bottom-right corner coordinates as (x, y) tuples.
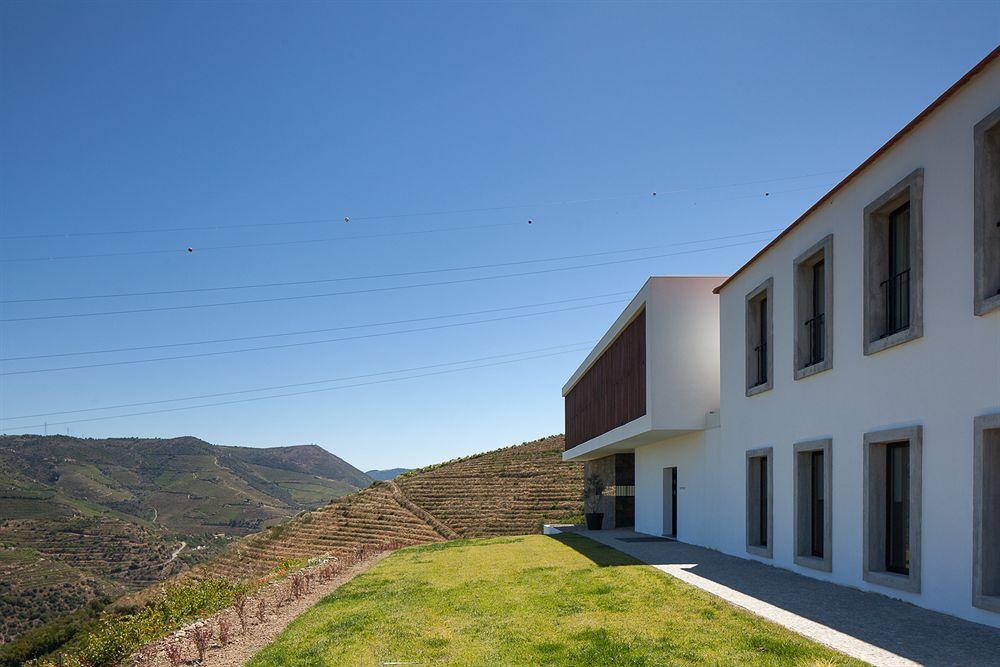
(249, 534), (862, 666)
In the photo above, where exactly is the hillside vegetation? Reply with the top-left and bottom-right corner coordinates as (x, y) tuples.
(198, 435), (582, 580)
(0, 435), (370, 642)
(5, 435), (582, 665)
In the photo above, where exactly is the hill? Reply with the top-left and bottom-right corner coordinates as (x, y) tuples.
(7, 435), (582, 665)
(364, 467), (410, 480)
(0, 435), (370, 642)
(195, 435), (582, 580)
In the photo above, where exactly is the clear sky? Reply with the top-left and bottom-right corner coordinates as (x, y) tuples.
(1, 2), (997, 471)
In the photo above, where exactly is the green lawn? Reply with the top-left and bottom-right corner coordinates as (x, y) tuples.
(249, 534), (862, 666)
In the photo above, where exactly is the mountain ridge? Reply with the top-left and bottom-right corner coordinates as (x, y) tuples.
(0, 434), (370, 642)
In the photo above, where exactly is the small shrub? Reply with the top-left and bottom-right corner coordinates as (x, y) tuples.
(218, 618), (230, 647)
(233, 594), (248, 633)
(191, 624), (212, 662)
(255, 598), (266, 623)
(165, 643), (184, 667)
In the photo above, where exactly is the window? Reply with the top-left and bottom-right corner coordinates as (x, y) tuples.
(793, 235), (833, 379)
(863, 426), (922, 592)
(974, 413), (1000, 612)
(794, 439), (832, 571)
(746, 447), (773, 558)
(863, 169), (924, 355)
(745, 278), (773, 395)
(974, 105), (1000, 316)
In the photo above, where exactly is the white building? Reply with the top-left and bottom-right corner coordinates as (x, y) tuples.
(563, 46), (1000, 626)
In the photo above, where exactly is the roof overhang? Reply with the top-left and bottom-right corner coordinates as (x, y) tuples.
(562, 413), (698, 462)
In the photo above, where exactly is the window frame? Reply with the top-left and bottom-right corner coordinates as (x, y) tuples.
(974, 105), (1000, 316)
(745, 278), (774, 396)
(862, 425), (922, 593)
(863, 169), (924, 356)
(973, 412), (1000, 612)
(746, 446), (773, 559)
(793, 438), (832, 572)
(793, 235), (834, 380)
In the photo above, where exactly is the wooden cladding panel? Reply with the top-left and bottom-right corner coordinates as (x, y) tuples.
(564, 309), (646, 450)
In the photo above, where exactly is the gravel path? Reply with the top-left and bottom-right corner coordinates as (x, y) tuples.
(565, 527), (1000, 667)
(135, 552), (388, 667)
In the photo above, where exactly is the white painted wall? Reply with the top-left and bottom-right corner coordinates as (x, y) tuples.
(563, 276), (724, 461)
(646, 277), (724, 432)
(567, 54), (1000, 628)
(634, 426), (721, 547)
(714, 59), (1000, 626)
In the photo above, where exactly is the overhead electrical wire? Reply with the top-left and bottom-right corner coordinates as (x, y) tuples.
(1, 228), (780, 305)
(1, 341), (595, 421)
(0, 297), (629, 375)
(0, 183), (837, 264)
(1, 291), (633, 362)
(0, 344), (597, 431)
(0, 236), (765, 323)
(0, 168), (848, 241)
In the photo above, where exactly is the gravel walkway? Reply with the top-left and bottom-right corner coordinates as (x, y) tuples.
(562, 527), (1000, 667)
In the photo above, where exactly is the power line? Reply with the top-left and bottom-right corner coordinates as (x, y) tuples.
(0, 237), (763, 323)
(1, 341), (594, 421)
(1, 345), (596, 431)
(0, 220), (517, 264)
(0, 183), (834, 264)
(1, 291), (632, 361)
(0, 298), (628, 376)
(0, 168), (847, 241)
(1, 228), (779, 305)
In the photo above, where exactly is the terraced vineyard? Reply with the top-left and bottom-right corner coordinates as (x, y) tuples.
(0, 435), (372, 643)
(395, 436), (582, 537)
(0, 546), (112, 641)
(194, 436), (582, 580)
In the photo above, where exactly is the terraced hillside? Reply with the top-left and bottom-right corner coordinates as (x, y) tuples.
(0, 435), (371, 641)
(198, 436), (582, 580)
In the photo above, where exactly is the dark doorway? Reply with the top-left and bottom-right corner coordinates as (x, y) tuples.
(614, 453), (635, 528)
(810, 451), (824, 557)
(885, 442), (910, 575)
(662, 467), (677, 537)
(759, 457), (769, 547)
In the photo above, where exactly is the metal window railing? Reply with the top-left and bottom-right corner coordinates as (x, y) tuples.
(803, 313), (825, 367)
(880, 269), (910, 338)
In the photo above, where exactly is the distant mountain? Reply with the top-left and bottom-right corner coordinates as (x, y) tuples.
(365, 467), (410, 480)
(0, 434), (370, 642)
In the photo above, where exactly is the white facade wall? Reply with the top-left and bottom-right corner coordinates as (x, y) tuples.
(634, 426), (721, 547)
(715, 60), (1000, 625)
(561, 276), (724, 460)
(565, 53), (1000, 628)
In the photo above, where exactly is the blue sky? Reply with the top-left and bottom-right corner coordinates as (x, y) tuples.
(1, 2), (997, 471)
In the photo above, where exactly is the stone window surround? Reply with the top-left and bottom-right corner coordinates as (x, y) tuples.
(862, 425), (922, 593)
(745, 277), (774, 397)
(746, 446), (774, 559)
(974, 105), (1000, 316)
(793, 235), (834, 380)
(863, 169), (924, 356)
(793, 438), (833, 572)
(973, 412), (1000, 613)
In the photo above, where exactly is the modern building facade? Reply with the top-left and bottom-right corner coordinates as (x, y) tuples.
(563, 47), (1000, 626)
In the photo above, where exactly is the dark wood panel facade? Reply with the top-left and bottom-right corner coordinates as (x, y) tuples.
(564, 309), (646, 450)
